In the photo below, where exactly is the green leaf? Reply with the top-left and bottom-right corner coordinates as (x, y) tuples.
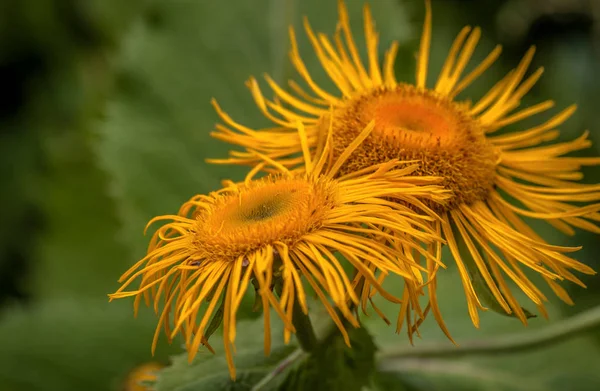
(280, 326), (377, 391)
(154, 311), (297, 391)
(205, 300), (226, 342)
(365, 255), (600, 391)
(0, 298), (180, 391)
(95, 0), (412, 259)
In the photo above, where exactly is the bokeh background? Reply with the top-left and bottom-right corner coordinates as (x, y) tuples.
(1, 0), (599, 390)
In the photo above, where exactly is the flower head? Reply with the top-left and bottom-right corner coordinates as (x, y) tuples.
(110, 121), (448, 379)
(123, 362), (163, 391)
(210, 0), (599, 338)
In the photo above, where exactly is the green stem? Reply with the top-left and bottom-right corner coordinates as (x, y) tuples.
(378, 304), (600, 361)
(251, 308), (342, 391)
(274, 283), (318, 353)
(291, 297), (318, 353)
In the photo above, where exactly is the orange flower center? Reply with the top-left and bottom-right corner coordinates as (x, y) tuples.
(365, 93), (459, 146)
(194, 176), (337, 260)
(326, 84), (499, 211)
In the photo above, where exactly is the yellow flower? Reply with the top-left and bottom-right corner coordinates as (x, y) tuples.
(109, 121), (449, 379)
(210, 0), (599, 338)
(123, 362), (164, 391)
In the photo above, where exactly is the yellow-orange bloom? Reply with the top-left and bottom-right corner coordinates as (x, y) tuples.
(210, 0), (599, 338)
(123, 362), (164, 391)
(109, 121), (449, 379)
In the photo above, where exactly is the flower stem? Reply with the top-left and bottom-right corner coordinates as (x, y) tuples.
(274, 282), (318, 353)
(378, 304), (600, 361)
(291, 300), (318, 353)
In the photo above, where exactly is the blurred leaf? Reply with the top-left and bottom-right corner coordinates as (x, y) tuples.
(369, 371), (414, 391)
(0, 122), (43, 304)
(0, 298), (180, 391)
(372, 364), (544, 391)
(279, 326), (376, 391)
(365, 261), (600, 391)
(0, 0), (143, 301)
(155, 311), (297, 391)
(95, 0), (412, 258)
(33, 129), (130, 298)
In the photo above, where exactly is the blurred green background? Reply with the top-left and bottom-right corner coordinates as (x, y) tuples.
(1, 0), (599, 390)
